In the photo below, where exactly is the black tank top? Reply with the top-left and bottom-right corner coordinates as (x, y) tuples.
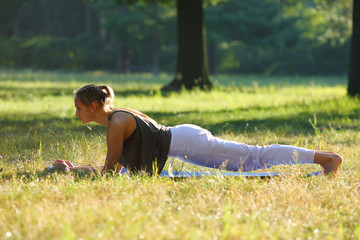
(108, 110), (171, 174)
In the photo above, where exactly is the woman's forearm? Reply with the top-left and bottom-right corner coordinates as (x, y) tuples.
(70, 166), (104, 173)
(70, 165), (124, 174)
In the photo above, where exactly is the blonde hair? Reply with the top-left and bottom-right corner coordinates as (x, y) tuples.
(75, 84), (115, 112)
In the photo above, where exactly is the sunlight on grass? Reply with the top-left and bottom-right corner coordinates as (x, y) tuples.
(0, 70), (359, 239)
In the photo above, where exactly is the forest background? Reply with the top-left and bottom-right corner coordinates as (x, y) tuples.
(0, 0), (353, 76)
(1, 1), (360, 238)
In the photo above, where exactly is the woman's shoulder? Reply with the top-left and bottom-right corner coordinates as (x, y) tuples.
(109, 110), (135, 124)
(108, 109), (134, 121)
(110, 108), (152, 121)
(107, 110), (137, 137)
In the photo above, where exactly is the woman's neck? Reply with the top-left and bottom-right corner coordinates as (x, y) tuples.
(93, 109), (112, 127)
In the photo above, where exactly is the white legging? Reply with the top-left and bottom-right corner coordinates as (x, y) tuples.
(168, 124), (315, 172)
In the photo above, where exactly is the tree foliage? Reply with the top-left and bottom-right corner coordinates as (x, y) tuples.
(0, 0), (353, 77)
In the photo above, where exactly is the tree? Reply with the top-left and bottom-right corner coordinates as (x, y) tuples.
(0, 0), (28, 37)
(97, 1), (175, 74)
(162, 0), (211, 90)
(348, 0), (360, 96)
(205, 0), (301, 74)
(116, 0), (213, 90)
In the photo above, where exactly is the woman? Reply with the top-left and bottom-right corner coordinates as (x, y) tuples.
(54, 84), (342, 175)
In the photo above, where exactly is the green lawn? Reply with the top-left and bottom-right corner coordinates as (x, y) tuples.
(0, 69), (359, 239)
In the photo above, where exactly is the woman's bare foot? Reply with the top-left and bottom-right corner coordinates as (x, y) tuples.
(314, 151), (343, 175)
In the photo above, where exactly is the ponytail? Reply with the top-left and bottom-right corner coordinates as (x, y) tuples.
(75, 84), (115, 111)
(99, 85), (115, 111)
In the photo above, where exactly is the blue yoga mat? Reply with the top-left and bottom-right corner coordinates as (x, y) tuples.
(159, 171), (281, 178)
(159, 170), (322, 178)
(47, 166), (322, 178)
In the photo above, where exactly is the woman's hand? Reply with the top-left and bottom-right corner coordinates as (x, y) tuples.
(53, 160), (106, 174)
(53, 160), (74, 171)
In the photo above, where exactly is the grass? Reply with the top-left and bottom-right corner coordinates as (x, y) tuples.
(0, 69), (360, 239)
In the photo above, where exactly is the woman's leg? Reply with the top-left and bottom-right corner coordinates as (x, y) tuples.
(168, 124), (342, 174)
(169, 124), (255, 171)
(168, 125), (310, 171)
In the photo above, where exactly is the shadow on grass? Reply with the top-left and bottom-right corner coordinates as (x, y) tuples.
(0, 86), (76, 100)
(0, 85), (160, 101)
(149, 98), (360, 136)
(1, 97), (359, 139)
(0, 167), (105, 182)
(208, 108), (360, 136)
(0, 112), (106, 136)
(0, 168), (54, 181)
(0, 168), (194, 183)
(0, 168), (93, 182)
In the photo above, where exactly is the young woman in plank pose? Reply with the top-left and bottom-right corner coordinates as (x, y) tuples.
(53, 84), (342, 175)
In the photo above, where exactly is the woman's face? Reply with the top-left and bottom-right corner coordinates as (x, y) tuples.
(74, 97), (93, 124)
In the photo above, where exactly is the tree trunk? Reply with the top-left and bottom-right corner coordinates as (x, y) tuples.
(115, 42), (131, 74)
(13, 12), (19, 37)
(208, 43), (217, 75)
(348, 0), (360, 96)
(153, 39), (160, 76)
(162, 0), (211, 91)
(124, 44), (131, 74)
(153, 6), (160, 76)
(98, 0), (107, 42)
(85, 4), (91, 33)
(45, 3), (52, 35)
(115, 43), (124, 73)
(99, 15), (107, 42)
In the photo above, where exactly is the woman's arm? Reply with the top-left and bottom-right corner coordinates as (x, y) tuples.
(53, 160), (104, 173)
(53, 113), (135, 174)
(53, 160), (124, 174)
(72, 165), (104, 173)
(103, 112), (135, 172)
